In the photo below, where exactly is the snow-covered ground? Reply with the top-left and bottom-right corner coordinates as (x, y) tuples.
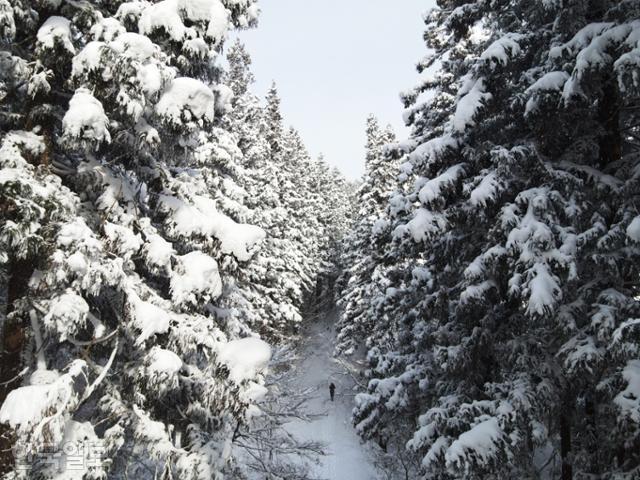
(285, 308), (378, 480)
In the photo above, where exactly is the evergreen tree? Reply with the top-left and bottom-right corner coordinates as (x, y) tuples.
(345, 2), (640, 478)
(226, 38), (255, 99)
(0, 2), (277, 478)
(337, 115), (397, 355)
(222, 62), (352, 341)
(265, 81), (284, 156)
(224, 75), (308, 339)
(221, 38), (354, 477)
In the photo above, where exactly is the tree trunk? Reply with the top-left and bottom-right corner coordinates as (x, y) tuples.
(585, 390), (600, 476)
(0, 258), (35, 475)
(598, 79), (621, 170)
(560, 402), (573, 480)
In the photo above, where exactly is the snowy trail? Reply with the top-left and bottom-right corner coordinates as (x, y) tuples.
(285, 307), (378, 480)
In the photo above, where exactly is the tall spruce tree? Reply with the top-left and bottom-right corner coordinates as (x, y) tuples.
(0, 2), (356, 471)
(345, 2), (640, 479)
(0, 2), (282, 478)
(221, 61), (352, 341)
(337, 115), (397, 355)
(265, 81), (283, 157)
(225, 78), (309, 339)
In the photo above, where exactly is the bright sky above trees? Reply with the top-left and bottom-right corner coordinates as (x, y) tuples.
(234, 0), (435, 179)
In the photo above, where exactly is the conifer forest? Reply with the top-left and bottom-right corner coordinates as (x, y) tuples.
(1, 1), (640, 479)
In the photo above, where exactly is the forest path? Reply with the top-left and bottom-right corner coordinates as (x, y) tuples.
(285, 305), (378, 480)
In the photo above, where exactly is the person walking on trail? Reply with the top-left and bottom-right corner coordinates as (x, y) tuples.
(329, 382), (336, 401)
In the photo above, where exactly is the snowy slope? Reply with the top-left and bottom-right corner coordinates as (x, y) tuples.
(285, 308), (378, 480)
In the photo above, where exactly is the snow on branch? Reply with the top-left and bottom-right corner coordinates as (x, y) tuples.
(218, 337), (271, 384)
(139, 0), (231, 44)
(159, 193), (265, 261)
(480, 33), (524, 66)
(62, 88), (111, 149)
(156, 77), (216, 129)
(452, 78), (492, 132)
(444, 418), (508, 474)
(37, 16), (75, 54)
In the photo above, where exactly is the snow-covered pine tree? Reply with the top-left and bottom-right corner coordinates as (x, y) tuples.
(315, 157), (356, 275)
(221, 60), (352, 341)
(223, 39), (269, 175)
(309, 153), (356, 304)
(0, 2), (280, 478)
(264, 81), (284, 158)
(350, 1), (640, 478)
(221, 72), (305, 338)
(336, 115), (397, 355)
(280, 129), (354, 298)
(226, 38), (255, 100)
(220, 41), (353, 476)
(278, 127), (320, 297)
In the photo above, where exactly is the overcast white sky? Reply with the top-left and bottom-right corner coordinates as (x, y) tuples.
(233, 0), (435, 179)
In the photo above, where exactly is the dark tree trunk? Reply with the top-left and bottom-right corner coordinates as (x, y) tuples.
(598, 79), (621, 170)
(560, 401), (573, 480)
(585, 390), (599, 476)
(0, 258), (35, 475)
